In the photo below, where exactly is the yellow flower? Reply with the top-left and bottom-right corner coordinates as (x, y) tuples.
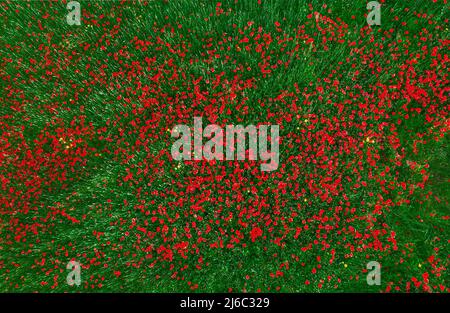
(364, 137), (375, 144)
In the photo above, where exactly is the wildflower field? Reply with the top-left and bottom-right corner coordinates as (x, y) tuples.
(0, 0), (449, 293)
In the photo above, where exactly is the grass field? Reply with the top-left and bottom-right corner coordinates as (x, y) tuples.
(0, 0), (449, 292)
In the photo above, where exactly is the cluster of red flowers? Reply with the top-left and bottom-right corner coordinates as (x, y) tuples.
(0, 1), (448, 292)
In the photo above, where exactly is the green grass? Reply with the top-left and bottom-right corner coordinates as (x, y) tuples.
(0, 0), (449, 292)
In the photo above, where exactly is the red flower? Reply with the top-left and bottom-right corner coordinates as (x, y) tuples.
(250, 227), (263, 242)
